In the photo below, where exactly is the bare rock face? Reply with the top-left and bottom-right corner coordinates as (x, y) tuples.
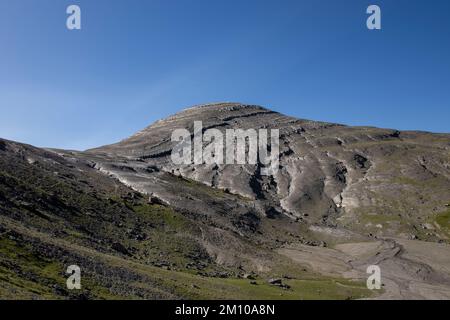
(77, 102), (450, 239)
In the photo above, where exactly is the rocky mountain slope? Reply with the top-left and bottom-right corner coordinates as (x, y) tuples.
(1, 103), (450, 299)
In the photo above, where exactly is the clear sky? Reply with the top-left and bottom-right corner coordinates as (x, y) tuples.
(1, 0), (449, 150)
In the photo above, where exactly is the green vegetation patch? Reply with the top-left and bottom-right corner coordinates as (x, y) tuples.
(435, 209), (450, 236)
(0, 235), (131, 300)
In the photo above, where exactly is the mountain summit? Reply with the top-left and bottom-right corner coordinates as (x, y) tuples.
(85, 103), (450, 228)
(1, 103), (450, 299)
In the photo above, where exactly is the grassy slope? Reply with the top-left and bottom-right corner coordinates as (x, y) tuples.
(0, 226), (370, 300)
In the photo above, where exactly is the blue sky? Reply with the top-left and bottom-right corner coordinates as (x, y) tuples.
(1, 0), (449, 150)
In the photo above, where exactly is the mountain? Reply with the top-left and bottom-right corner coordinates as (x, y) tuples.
(1, 103), (450, 299)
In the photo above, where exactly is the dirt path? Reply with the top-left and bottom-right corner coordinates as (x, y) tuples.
(278, 238), (450, 299)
